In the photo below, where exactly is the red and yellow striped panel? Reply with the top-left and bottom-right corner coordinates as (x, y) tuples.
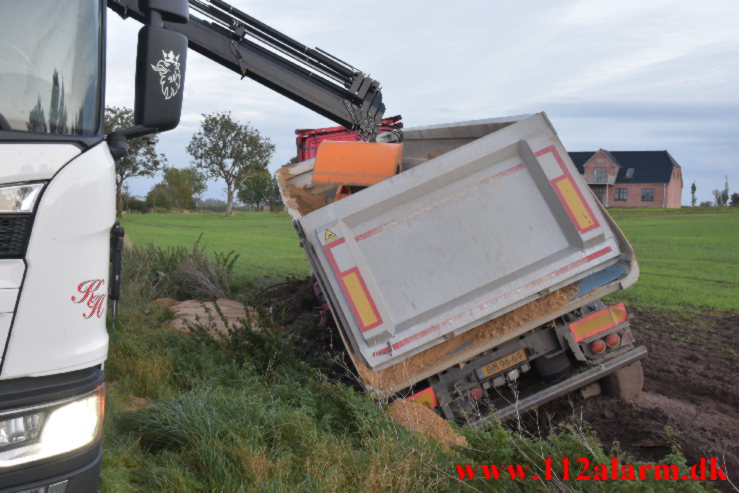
(552, 176), (597, 232)
(569, 303), (627, 342)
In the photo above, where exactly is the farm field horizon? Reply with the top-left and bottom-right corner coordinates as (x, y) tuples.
(121, 207), (739, 312)
(121, 211), (311, 282)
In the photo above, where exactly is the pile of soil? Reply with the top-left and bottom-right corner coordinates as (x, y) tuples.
(355, 285), (579, 391)
(516, 308), (739, 491)
(253, 279), (357, 385)
(389, 399), (467, 448)
(154, 298), (258, 338)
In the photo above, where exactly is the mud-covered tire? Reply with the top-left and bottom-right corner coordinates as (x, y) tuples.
(602, 361), (644, 401)
(533, 352), (572, 382)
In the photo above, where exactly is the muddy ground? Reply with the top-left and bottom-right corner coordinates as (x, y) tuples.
(260, 279), (738, 489)
(519, 308), (739, 491)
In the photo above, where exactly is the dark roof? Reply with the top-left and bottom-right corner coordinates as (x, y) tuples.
(569, 152), (596, 173)
(568, 150), (681, 184)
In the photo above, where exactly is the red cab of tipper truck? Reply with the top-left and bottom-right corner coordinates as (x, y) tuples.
(296, 116), (402, 161)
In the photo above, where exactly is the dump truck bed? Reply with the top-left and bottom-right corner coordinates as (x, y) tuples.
(279, 113), (637, 385)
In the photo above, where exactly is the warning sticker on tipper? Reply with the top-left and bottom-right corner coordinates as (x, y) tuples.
(324, 229), (337, 241)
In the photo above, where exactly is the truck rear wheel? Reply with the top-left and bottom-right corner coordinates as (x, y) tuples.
(601, 361), (644, 401)
(533, 352), (572, 382)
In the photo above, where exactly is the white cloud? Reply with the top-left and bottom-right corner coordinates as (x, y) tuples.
(107, 1), (739, 204)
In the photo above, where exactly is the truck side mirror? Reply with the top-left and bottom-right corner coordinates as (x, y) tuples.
(107, 1), (188, 155)
(133, 25), (187, 133)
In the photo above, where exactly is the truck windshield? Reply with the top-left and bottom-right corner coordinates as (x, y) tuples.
(0, 1), (102, 136)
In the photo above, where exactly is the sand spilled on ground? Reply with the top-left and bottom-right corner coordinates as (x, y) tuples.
(355, 285), (579, 391)
(389, 399), (467, 447)
(153, 298), (259, 339)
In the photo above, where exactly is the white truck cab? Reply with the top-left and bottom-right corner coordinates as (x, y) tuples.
(0, 3), (112, 491)
(0, 0), (190, 489)
(0, 0), (389, 489)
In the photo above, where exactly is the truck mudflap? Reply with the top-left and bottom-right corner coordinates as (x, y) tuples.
(471, 345), (647, 428)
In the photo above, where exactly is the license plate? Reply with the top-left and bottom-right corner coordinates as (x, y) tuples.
(476, 349), (527, 379)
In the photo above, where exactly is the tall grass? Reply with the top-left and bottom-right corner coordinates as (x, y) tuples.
(120, 235), (240, 306)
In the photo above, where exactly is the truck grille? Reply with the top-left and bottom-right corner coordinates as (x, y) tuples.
(0, 215), (33, 258)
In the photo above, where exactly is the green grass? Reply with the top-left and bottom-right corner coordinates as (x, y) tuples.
(606, 207), (739, 312)
(120, 212), (310, 281)
(100, 210), (730, 492)
(121, 207), (739, 312)
(102, 307), (713, 492)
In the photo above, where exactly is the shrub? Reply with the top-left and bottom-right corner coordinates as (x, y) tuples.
(175, 239), (239, 299)
(120, 236), (239, 305)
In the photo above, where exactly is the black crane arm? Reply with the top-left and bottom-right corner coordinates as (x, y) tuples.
(107, 0), (386, 138)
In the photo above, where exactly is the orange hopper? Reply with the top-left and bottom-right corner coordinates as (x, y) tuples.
(313, 141), (403, 200)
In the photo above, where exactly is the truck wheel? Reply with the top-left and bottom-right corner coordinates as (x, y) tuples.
(601, 361), (644, 401)
(533, 352), (572, 382)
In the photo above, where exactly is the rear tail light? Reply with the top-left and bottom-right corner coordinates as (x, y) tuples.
(590, 339), (606, 354)
(468, 387), (484, 401)
(605, 333), (621, 348)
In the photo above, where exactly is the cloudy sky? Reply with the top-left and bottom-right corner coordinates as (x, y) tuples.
(106, 0), (739, 205)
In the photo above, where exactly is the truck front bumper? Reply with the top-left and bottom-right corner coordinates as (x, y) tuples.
(0, 444), (101, 493)
(472, 345), (648, 428)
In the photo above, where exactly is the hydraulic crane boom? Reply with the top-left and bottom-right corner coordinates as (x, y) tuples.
(107, 0), (386, 138)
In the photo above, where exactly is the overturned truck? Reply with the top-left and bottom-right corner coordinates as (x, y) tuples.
(278, 113), (646, 427)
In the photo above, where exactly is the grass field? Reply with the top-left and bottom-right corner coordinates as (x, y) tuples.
(101, 209), (737, 492)
(607, 207), (739, 312)
(121, 207), (739, 312)
(121, 212), (310, 281)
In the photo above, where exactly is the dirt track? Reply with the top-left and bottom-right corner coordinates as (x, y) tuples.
(518, 309), (739, 490)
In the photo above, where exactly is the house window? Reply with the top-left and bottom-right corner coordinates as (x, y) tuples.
(625, 168), (635, 179)
(641, 188), (655, 202)
(593, 167), (606, 182)
(615, 188), (628, 201)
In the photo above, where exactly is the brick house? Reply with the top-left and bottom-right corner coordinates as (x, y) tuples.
(569, 150), (683, 208)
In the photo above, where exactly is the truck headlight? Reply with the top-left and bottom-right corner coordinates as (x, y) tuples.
(0, 386), (104, 468)
(0, 183), (44, 213)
